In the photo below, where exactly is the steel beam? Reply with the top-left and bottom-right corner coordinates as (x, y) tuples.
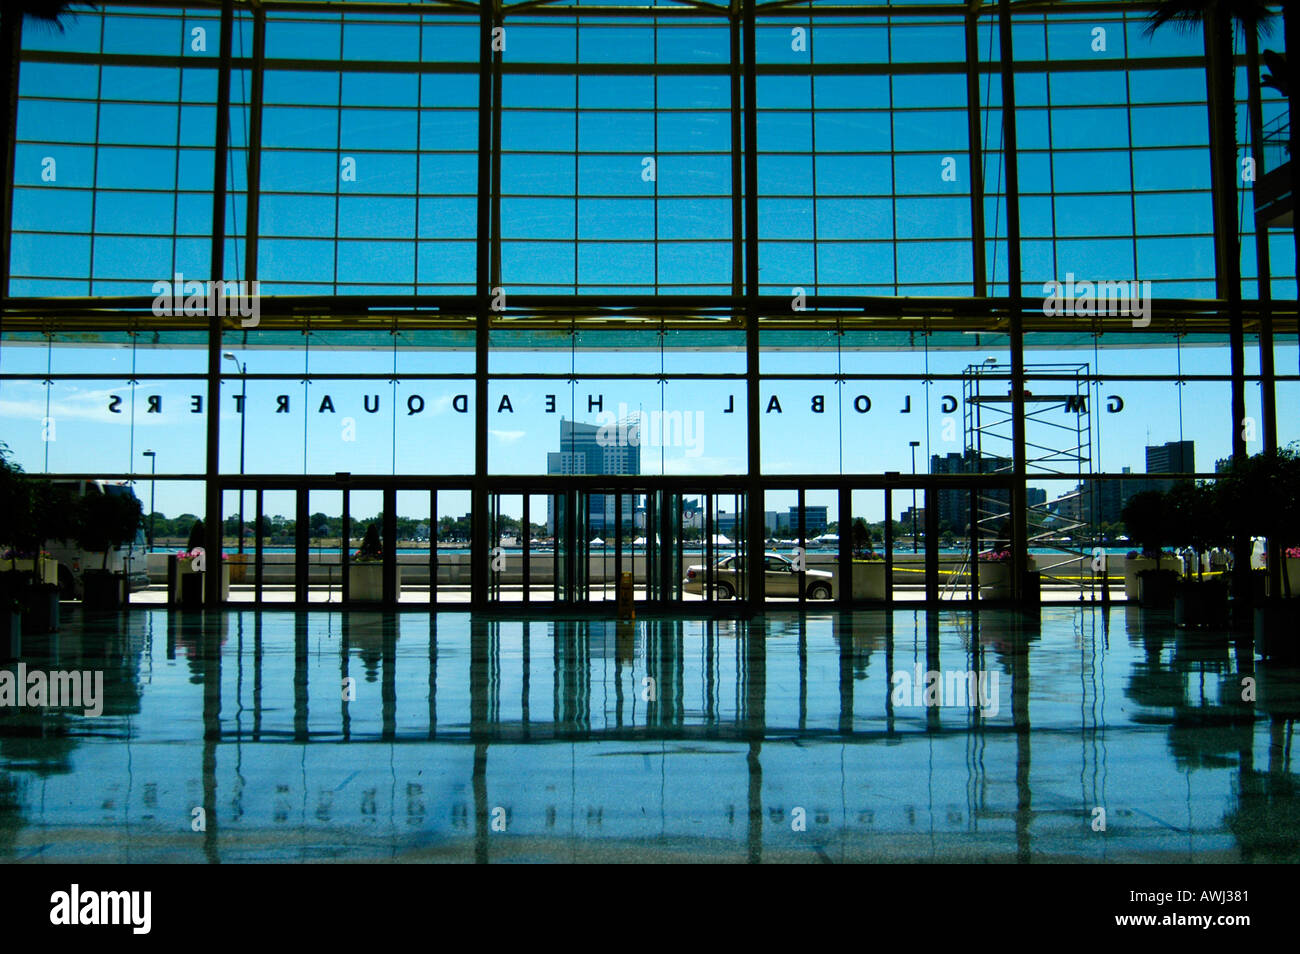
(742, 0), (764, 610)
(205, 0), (235, 609)
(471, 2), (496, 610)
(996, 0), (1028, 604)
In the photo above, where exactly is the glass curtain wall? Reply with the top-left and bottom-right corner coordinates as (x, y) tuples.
(1, 1), (1294, 608)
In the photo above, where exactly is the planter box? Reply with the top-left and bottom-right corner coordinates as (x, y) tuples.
(1174, 579), (1228, 628)
(0, 558), (59, 587)
(170, 557), (231, 606)
(347, 563), (402, 602)
(850, 561), (887, 600)
(1265, 557), (1300, 599)
(82, 571), (124, 610)
(227, 553), (252, 584)
(1022, 570), (1041, 605)
(1138, 568), (1178, 608)
(0, 565), (60, 634)
(1124, 556), (1179, 600)
(1, 611), (19, 659)
(24, 586), (60, 634)
(1254, 600), (1300, 662)
(978, 561), (1013, 600)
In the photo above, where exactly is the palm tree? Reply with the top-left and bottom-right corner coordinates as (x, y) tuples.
(1145, 2), (1278, 285)
(1261, 12), (1300, 286)
(1147, 4), (1295, 275)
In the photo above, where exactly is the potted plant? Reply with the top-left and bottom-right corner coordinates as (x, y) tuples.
(348, 523), (390, 602)
(170, 519), (229, 607)
(1280, 546), (1300, 600)
(1121, 490), (1178, 606)
(1165, 480), (1229, 627)
(7, 479), (73, 633)
(0, 449), (31, 637)
(1219, 446), (1300, 657)
(977, 546), (1014, 600)
(849, 519), (887, 600)
(75, 487), (142, 610)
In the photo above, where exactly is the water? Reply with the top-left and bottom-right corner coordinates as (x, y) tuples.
(1, 607), (1295, 862)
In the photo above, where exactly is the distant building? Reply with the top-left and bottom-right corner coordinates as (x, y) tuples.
(1144, 440), (1195, 492)
(676, 500), (740, 537)
(930, 450), (1011, 533)
(546, 418), (640, 534)
(1093, 467), (1135, 524)
(765, 505), (828, 538)
(1048, 468), (1136, 527)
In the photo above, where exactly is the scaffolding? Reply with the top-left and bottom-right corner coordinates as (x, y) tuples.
(964, 362), (1093, 600)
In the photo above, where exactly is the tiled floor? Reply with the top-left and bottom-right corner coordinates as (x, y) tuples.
(1, 606), (1296, 862)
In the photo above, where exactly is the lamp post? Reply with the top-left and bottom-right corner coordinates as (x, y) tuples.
(142, 450), (156, 553)
(222, 351), (247, 553)
(909, 441), (920, 554)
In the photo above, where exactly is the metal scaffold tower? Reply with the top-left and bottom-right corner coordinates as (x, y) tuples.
(963, 362), (1094, 599)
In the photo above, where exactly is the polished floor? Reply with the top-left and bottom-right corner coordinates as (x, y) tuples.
(1, 606), (1297, 863)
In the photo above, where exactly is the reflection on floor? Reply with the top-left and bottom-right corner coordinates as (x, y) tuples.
(1, 607), (1296, 862)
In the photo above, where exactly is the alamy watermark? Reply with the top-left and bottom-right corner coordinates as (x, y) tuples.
(890, 664), (1000, 717)
(0, 664), (104, 717)
(595, 404), (704, 458)
(1042, 273), (1151, 327)
(50, 885), (151, 934)
(152, 272), (260, 327)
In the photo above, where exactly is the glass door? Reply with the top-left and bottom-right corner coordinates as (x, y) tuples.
(551, 489), (590, 604)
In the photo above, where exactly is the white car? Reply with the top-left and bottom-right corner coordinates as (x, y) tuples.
(46, 479), (150, 598)
(683, 551), (834, 599)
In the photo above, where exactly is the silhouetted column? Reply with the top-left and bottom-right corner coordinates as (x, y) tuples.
(340, 613), (352, 741)
(293, 611), (308, 743)
(473, 742), (488, 865)
(926, 611), (941, 733)
(744, 615), (766, 863)
(201, 618), (223, 864)
(747, 740), (762, 865)
(521, 620), (531, 737)
(381, 615), (397, 741)
(252, 612), (263, 742)
(202, 0), (233, 609)
(798, 615), (808, 731)
(1012, 621), (1032, 863)
(427, 613), (437, 740)
(837, 613), (854, 734)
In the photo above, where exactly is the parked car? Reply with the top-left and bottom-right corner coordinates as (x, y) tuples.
(45, 479), (150, 598)
(683, 551), (834, 600)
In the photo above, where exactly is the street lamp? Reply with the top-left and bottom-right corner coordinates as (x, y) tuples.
(222, 351), (247, 553)
(909, 441), (921, 554)
(141, 450), (156, 553)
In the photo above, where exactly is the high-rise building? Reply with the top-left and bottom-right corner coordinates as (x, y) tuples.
(930, 450), (1011, 533)
(1096, 467), (1134, 525)
(547, 418), (640, 535)
(764, 506), (828, 538)
(1144, 440), (1195, 492)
